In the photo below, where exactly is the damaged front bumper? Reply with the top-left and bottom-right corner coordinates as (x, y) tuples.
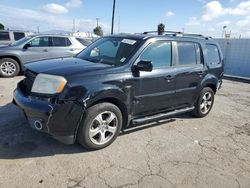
(13, 86), (85, 144)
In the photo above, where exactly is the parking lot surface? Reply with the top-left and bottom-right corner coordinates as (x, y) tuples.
(0, 77), (250, 188)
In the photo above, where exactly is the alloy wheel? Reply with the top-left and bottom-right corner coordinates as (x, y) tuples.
(0, 61), (16, 76)
(89, 111), (118, 145)
(200, 92), (213, 114)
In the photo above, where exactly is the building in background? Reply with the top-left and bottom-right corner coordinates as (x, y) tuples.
(71, 31), (99, 39)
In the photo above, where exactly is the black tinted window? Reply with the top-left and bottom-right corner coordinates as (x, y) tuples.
(0, 32), (10, 41)
(13, 32), (25, 40)
(206, 44), (220, 64)
(65, 38), (72, 46)
(76, 38), (92, 46)
(140, 41), (171, 68)
(177, 42), (197, 65)
(30, 37), (49, 47)
(52, 37), (70, 47)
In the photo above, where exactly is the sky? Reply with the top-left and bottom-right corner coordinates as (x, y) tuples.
(0, 0), (250, 38)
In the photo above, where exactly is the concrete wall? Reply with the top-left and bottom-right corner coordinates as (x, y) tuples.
(216, 39), (250, 78)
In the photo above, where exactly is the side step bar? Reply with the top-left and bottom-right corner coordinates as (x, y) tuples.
(132, 106), (195, 125)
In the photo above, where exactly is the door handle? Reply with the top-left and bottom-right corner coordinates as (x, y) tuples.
(164, 75), (174, 81)
(43, 49), (48, 52)
(198, 71), (205, 75)
(69, 48), (74, 51)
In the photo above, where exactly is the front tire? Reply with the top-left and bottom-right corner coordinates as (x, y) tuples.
(77, 102), (123, 150)
(193, 87), (214, 118)
(0, 58), (20, 77)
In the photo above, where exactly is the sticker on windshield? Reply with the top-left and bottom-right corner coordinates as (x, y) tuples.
(121, 39), (137, 45)
(120, 57), (126, 63)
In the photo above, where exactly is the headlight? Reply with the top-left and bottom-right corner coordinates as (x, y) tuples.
(31, 74), (67, 94)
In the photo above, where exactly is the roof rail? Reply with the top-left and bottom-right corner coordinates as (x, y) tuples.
(143, 31), (212, 40)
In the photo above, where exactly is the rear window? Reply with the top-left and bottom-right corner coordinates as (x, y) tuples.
(76, 38), (92, 46)
(52, 37), (71, 47)
(177, 42), (198, 65)
(13, 32), (25, 40)
(205, 44), (221, 64)
(0, 32), (10, 41)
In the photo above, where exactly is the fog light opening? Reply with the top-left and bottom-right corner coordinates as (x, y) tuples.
(34, 120), (43, 130)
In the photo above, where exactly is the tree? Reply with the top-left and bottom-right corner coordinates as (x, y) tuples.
(93, 26), (103, 36)
(0, 23), (4, 30)
(157, 23), (165, 35)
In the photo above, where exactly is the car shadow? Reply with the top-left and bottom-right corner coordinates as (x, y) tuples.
(0, 103), (179, 160)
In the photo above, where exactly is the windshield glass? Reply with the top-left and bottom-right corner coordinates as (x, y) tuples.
(77, 37), (141, 66)
(10, 36), (32, 46)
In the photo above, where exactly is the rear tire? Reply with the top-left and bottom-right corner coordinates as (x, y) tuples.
(77, 102), (123, 150)
(193, 87), (214, 118)
(0, 58), (20, 77)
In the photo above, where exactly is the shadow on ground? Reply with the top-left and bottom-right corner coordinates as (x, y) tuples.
(0, 103), (177, 160)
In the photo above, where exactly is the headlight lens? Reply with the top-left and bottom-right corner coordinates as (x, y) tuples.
(31, 74), (67, 94)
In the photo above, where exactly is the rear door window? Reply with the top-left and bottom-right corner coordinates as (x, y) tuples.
(13, 32), (25, 40)
(52, 37), (71, 47)
(205, 44), (221, 64)
(177, 42), (199, 65)
(0, 32), (10, 41)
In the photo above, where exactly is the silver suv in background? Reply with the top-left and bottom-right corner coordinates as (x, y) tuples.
(0, 35), (88, 77)
(0, 30), (29, 46)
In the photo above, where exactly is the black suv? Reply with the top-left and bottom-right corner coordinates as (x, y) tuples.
(13, 32), (224, 150)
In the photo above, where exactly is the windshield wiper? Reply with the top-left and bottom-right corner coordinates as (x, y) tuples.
(83, 57), (99, 63)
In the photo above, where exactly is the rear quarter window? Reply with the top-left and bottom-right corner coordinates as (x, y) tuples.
(0, 32), (10, 41)
(205, 44), (221, 65)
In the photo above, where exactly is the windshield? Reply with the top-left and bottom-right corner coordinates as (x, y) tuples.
(10, 36), (32, 46)
(77, 37), (141, 66)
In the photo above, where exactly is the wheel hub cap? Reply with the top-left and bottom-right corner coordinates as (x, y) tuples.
(0, 61), (16, 76)
(200, 92), (212, 114)
(89, 111), (118, 145)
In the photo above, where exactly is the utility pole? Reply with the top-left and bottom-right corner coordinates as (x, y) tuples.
(96, 18), (99, 27)
(111, 0), (116, 35)
(37, 26), (40, 34)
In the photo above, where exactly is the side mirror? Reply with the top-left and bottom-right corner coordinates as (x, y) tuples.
(23, 43), (31, 49)
(134, 60), (153, 72)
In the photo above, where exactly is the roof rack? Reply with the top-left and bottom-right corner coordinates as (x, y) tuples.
(142, 31), (212, 40)
(143, 31), (182, 35)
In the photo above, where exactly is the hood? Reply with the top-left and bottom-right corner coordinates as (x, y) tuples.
(0, 45), (18, 50)
(24, 57), (112, 77)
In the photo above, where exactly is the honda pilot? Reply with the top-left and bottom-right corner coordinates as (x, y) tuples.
(13, 32), (224, 150)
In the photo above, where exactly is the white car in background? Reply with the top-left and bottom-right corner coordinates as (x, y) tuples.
(0, 30), (31, 46)
(0, 34), (89, 77)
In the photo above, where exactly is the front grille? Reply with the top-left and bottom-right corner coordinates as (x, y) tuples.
(22, 70), (37, 95)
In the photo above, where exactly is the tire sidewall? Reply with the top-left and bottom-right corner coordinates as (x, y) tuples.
(0, 58), (20, 77)
(77, 103), (123, 150)
(196, 87), (214, 117)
